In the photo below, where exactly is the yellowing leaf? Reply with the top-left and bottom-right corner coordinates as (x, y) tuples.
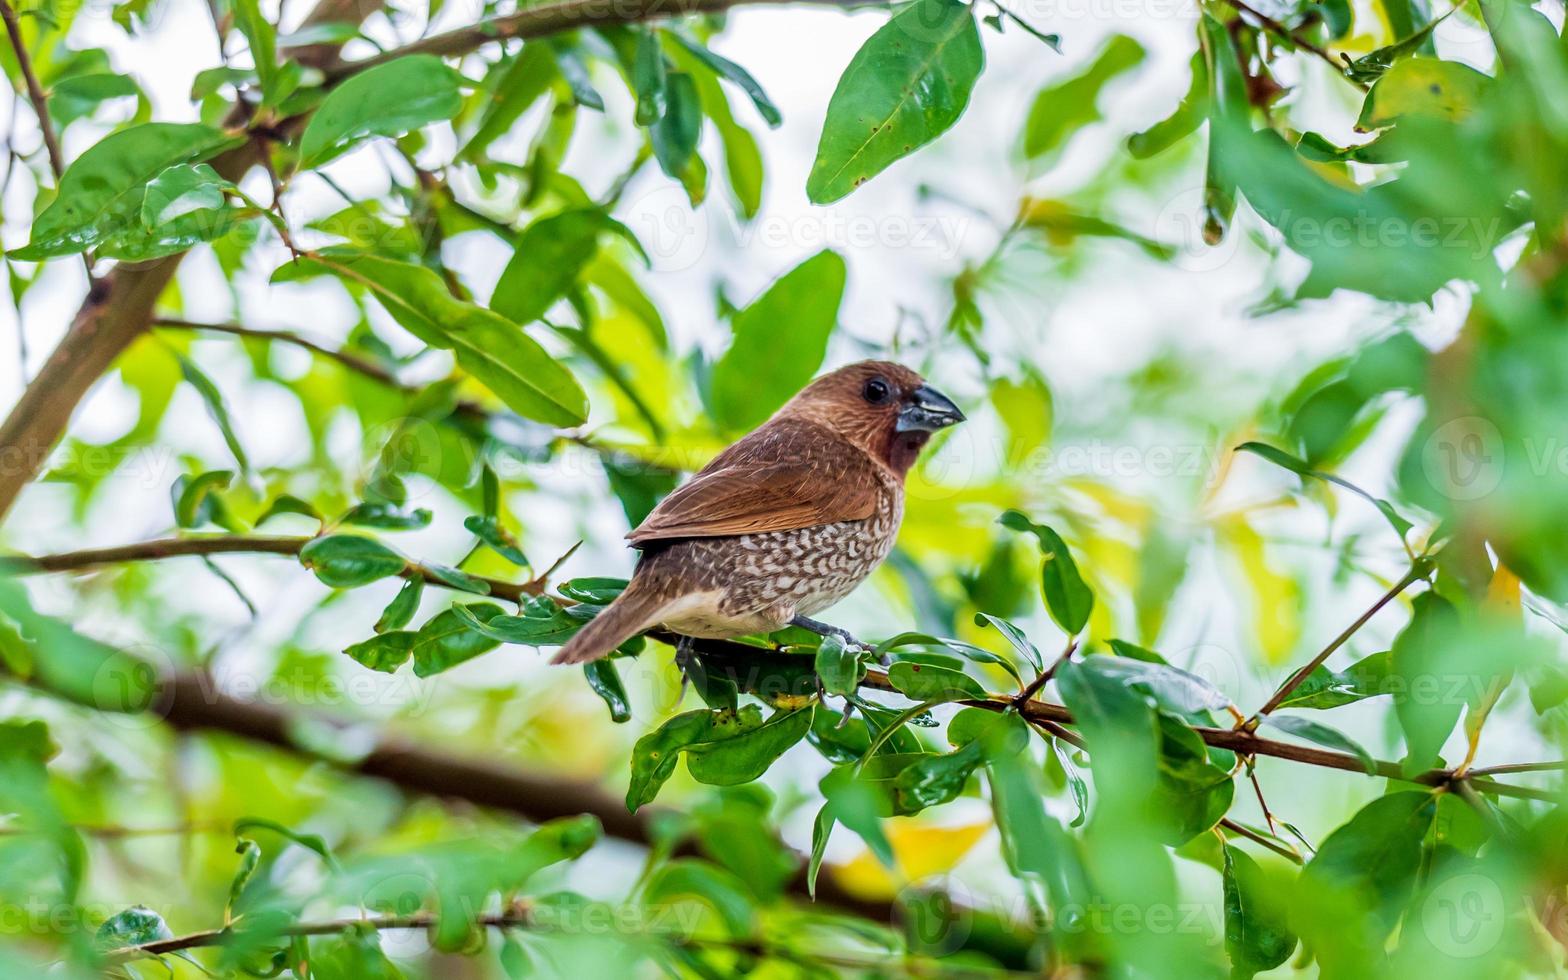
(833, 820), (989, 898)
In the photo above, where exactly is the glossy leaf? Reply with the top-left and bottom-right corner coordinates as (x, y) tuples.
(998, 510), (1094, 635)
(299, 55), (465, 168)
(709, 249), (846, 431)
(286, 251), (588, 426)
(299, 535), (408, 588)
(583, 660), (631, 722)
(11, 122), (234, 259)
(1223, 846), (1297, 978)
(806, 0), (982, 203)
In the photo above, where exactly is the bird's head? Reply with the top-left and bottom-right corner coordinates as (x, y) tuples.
(779, 360), (965, 475)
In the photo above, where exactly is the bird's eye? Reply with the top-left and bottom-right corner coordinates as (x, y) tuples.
(862, 378), (891, 404)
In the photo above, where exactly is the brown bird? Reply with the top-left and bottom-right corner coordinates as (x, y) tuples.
(551, 360), (964, 665)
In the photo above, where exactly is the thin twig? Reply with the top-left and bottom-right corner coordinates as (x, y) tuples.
(0, 0), (64, 184)
(7, 534), (1552, 803)
(1250, 563), (1427, 721)
(1468, 760), (1568, 777)
(1220, 0), (1369, 91)
(0, 534), (545, 601)
(1218, 817), (1303, 865)
(103, 904), (1035, 976)
(0, 0), (95, 280)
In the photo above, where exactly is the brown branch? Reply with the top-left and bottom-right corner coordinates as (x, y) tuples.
(1251, 563), (1426, 720)
(0, 0), (377, 525)
(326, 0), (861, 80)
(0, 534), (547, 601)
(154, 319), (402, 387)
(1218, 818), (1302, 865)
(1219, 0), (1368, 91)
(104, 903), (1030, 976)
(9, 533), (1554, 804)
(54, 668), (895, 927)
(0, 0), (66, 184)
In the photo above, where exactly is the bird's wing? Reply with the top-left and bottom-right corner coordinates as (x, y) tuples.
(627, 427), (881, 545)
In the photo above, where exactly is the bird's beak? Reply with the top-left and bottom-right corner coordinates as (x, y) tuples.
(896, 384), (966, 433)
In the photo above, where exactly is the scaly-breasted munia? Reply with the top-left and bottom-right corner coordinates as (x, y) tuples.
(551, 360), (965, 665)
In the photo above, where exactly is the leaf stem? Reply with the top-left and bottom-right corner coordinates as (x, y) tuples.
(1248, 562), (1427, 722)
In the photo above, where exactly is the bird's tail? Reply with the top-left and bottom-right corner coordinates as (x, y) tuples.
(551, 577), (672, 666)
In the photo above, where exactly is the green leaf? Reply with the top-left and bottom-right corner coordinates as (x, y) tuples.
(644, 861), (756, 937)
(47, 72), (141, 129)
(491, 208), (623, 325)
(633, 28), (668, 126)
(550, 43), (604, 110)
(1024, 34), (1145, 160)
(173, 469), (233, 528)
(1127, 51), (1205, 158)
(651, 71), (703, 184)
(685, 705), (813, 785)
(1356, 56), (1487, 131)
(464, 516), (529, 566)
(11, 122), (234, 259)
(1223, 846), (1297, 978)
(709, 249), (846, 431)
(1236, 441), (1413, 543)
(449, 597), (582, 647)
(176, 353), (249, 470)
(1391, 591), (1462, 773)
(583, 660), (631, 723)
(345, 631), (416, 672)
(1301, 791), (1436, 932)
(1275, 650), (1392, 709)
(672, 32), (781, 127)
(1262, 714), (1377, 774)
(1085, 651), (1231, 716)
(814, 634), (865, 696)
(290, 252), (587, 426)
(299, 55), (465, 168)
(806, 0), (983, 203)
(876, 631), (1024, 685)
(887, 660), (989, 700)
(256, 494), (321, 526)
(410, 604), (504, 676)
(299, 535), (408, 588)
(138, 163), (232, 228)
(342, 501), (432, 530)
(557, 578), (627, 604)
(226, 837), (261, 918)
(972, 613), (1045, 673)
(420, 562), (491, 595)
(626, 705), (812, 809)
(890, 738), (984, 813)
(95, 906), (172, 950)
(231, 0), (288, 106)
(375, 578), (423, 633)
(998, 510), (1094, 635)
(462, 43), (556, 159)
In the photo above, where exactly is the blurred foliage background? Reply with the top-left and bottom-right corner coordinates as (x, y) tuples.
(0, 0), (1567, 974)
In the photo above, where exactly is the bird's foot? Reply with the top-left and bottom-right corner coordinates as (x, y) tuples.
(789, 615), (867, 652)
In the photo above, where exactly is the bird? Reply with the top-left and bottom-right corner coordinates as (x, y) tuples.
(550, 360), (965, 666)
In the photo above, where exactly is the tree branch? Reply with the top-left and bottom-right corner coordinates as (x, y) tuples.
(1251, 563), (1426, 720)
(0, 0), (376, 524)
(103, 903), (1030, 976)
(0, 534), (547, 601)
(7, 534), (1554, 802)
(0, 0), (66, 184)
(1219, 0), (1368, 91)
(327, 0), (859, 80)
